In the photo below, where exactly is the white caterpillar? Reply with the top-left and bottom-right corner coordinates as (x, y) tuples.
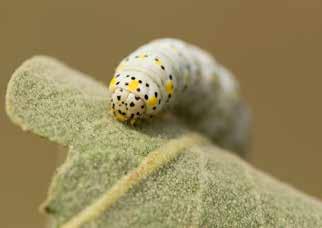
(109, 38), (249, 153)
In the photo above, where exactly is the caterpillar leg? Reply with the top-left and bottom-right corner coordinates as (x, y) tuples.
(130, 118), (138, 126)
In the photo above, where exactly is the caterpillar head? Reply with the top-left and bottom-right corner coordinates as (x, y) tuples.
(111, 87), (146, 123)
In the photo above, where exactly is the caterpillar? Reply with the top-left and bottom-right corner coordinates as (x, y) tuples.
(109, 38), (250, 153)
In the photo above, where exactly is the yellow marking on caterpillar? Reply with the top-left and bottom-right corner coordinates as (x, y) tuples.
(109, 77), (117, 90)
(114, 111), (127, 122)
(165, 81), (174, 94)
(154, 58), (161, 65)
(147, 96), (157, 107)
(128, 80), (139, 92)
(139, 53), (146, 59)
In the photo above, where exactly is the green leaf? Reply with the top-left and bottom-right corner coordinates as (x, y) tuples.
(6, 56), (322, 228)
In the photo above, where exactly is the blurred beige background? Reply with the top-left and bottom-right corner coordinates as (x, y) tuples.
(1, 1), (321, 227)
